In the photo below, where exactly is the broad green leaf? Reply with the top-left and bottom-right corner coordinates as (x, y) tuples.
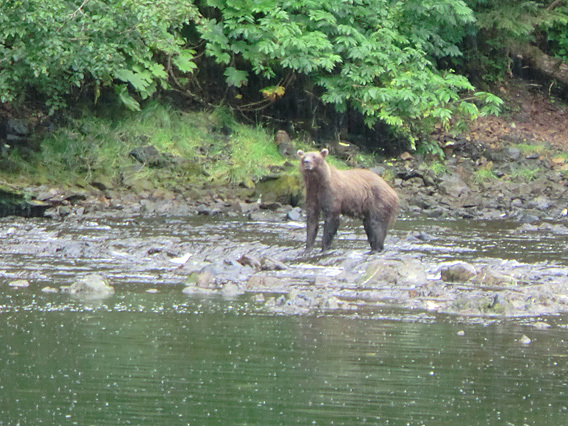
(224, 67), (248, 88)
(173, 49), (197, 73)
(114, 84), (141, 111)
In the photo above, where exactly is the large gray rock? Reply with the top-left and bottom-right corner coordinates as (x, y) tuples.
(360, 257), (428, 287)
(440, 262), (477, 283)
(69, 274), (115, 298)
(128, 145), (163, 167)
(9, 279), (30, 288)
(473, 267), (518, 287)
(438, 174), (470, 199)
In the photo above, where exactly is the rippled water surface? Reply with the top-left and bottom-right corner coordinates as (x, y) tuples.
(1, 214), (568, 423)
(2, 289), (568, 424)
(1, 215), (566, 286)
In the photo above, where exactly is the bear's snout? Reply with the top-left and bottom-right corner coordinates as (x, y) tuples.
(302, 158), (314, 170)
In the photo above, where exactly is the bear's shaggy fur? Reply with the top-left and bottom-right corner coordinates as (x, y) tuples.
(297, 148), (399, 252)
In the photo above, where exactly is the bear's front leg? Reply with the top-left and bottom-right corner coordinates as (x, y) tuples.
(305, 210), (319, 252)
(322, 213), (340, 251)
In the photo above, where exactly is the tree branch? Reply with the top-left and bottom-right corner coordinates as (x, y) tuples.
(69, 0), (91, 18)
(546, 0), (565, 11)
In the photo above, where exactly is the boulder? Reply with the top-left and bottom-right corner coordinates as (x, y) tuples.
(69, 274), (115, 298)
(286, 206), (302, 221)
(128, 145), (163, 167)
(438, 174), (470, 199)
(0, 185), (49, 218)
(360, 257), (427, 287)
(473, 268), (518, 287)
(260, 257), (288, 271)
(221, 282), (245, 297)
(255, 173), (302, 205)
(9, 279), (30, 288)
(440, 262), (477, 283)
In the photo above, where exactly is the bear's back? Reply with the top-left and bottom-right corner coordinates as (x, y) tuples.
(331, 168), (398, 219)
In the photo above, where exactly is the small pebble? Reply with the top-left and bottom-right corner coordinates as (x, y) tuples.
(146, 288), (159, 294)
(533, 321), (550, 330)
(519, 335), (532, 345)
(327, 296), (340, 310)
(457, 330), (465, 337)
(9, 280), (30, 288)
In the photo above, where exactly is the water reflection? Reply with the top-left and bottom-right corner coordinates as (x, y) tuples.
(2, 289), (568, 424)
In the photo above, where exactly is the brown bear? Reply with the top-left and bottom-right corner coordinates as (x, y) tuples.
(297, 148), (399, 253)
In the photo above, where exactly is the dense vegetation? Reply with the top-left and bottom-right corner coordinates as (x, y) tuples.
(1, 0), (567, 154)
(0, 101), (289, 193)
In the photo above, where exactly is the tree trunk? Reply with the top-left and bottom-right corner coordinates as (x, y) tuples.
(511, 43), (568, 98)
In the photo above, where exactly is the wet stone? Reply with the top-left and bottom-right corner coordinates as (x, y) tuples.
(239, 254), (261, 270)
(260, 257), (287, 271)
(247, 274), (288, 289)
(533, 321), (551, 329)
(9, 279), (30, 288)
(287, 207), (302, 221)
(182, 285), (218, 296)
(221, 282), (245, 297)
(474, 268), (518, 287)
(2, 196), (568, 318)
(69, 274), (114, 299)
(440, 262), (477, 283)
(360, 257), (428, 287)
(253, 293), (266, 303)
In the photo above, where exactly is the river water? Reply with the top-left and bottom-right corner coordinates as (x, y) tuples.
(1, 214), (568, 424)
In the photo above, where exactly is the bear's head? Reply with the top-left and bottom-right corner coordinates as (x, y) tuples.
(297, 148), (329, 172)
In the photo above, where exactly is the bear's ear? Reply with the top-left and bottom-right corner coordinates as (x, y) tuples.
(297, 150), (304, 158)
(320, 148), (329, 157)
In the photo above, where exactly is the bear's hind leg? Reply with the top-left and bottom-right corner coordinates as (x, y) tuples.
(363, 214), (387, 253)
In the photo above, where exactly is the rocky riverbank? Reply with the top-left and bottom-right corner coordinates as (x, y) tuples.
(2, 81), (568, 320)
(2, 128), (567, 224)
(2, 194), (568, 320)
(393, 139), (568, 222)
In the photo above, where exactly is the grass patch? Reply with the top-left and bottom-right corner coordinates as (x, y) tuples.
(1, 102), (288, 191)
(1, 102), (392, 195)
(428, 161), (447, 177)
(510, 166), (541, 182)
(207, 123), (282, 185)
(515, 143), (549, 156)
(473, 168), (498, 184)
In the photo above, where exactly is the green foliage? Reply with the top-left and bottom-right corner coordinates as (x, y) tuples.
(0, 0), (201, 113)
(471, 1), (551, 39)
(428, 161), (448, 177)
(199, 0), (502, 145)
(1, 0), (516, 149)
(545, 5), (568, 62)
(510, 166), (541, 182)
(464, 0), (568, 81)
(1, 102), (285, 189)
(213, 125), (283, 184)
(416, 139), (446, 158)
(473, 167), (498, 184)
(515, 143), (549, 156)
(397, 0), (475, 58)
